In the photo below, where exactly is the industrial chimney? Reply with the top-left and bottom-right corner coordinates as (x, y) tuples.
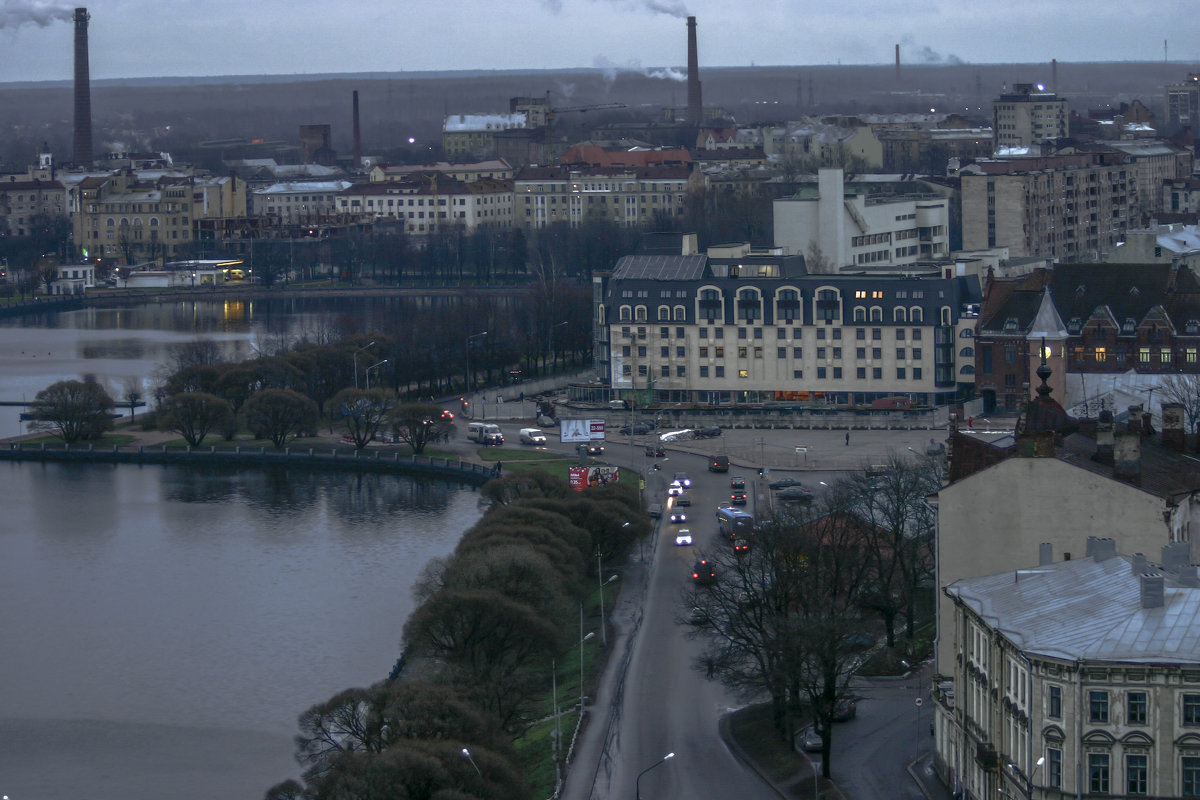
(895, 43), (900, 81)
(73, 7), (93, 167)
(352, 90), (362, 169)
(686, 16), (702, 125)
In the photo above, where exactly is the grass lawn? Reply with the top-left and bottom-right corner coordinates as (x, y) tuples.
(728, 703), (808, 785)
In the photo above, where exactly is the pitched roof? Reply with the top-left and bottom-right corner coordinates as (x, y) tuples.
(611, 254), (708, 281)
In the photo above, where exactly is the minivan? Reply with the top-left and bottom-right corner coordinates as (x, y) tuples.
(709, 455), (729, 472)
(467, 422), (504, 445)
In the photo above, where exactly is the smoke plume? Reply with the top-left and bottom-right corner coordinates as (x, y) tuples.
(542, 0), (689, 18)
(0, 0), (73, 29)
(594, 56), (688, 83)
(899, 36), (964, 66)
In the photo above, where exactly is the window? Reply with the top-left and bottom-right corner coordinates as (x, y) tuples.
(715, 347), (725, 357)
(1126, 754), (1147, 795)
(856, 347), (866, 359)
(754, 328), (763, 339)
(793, 347), (803, 358)
(700, 366), (709, 377)
(817, 347), (827, 359)
(1090, 690), (1109, 722)
(1005, 345), (1017, 363)
(676, 347), (685, 358)
(1189, 348), (1198, 364)
(676, 327), (685, 338)
(661, 327), (670, 338)
(833, 348), (842, 359)
(738, 328), (748, 339)
(638, 365), (647, 376)
(1185, 756), (1200, 796)
(912, 329), (922, 341)
(1088, 753), (1109, 794)
(854, 307), (867, 322)
(897, 368), (906, 379)
(817, 367), (827, 379)
(676, 366), (686, 377)
(817, 328), (827, 339)
(622, 365), (632, 376)
(873, 368), (882, 379)
(913, 368), (922, 380)
(856, 328), (866, 340)
(897, 348), (906, 360)
(661, 346), (669, 358)
(700, 347), (708, 358)
(1162, 347), (1174, 365)
(661, 365), (669, 377)
(793, 369), (803, 379)
(832, 367), (842, 379)
(715, 366), (725, 378)
(872, 348), (882, 360)
(638, 346), (647, 357)
(778, 347), (787, 359)
(912, 348), (922, 360)
(715, 328), (724, 339)
(1139, 347), (1151, 364)
(896, 328), (906, 340)
(1047, 748), (1062, 788)
(1128, 691), (1147, 725)
(699, 327), (709, 339)
(738, 347), (748, 358)
(832, 329), (842, 340)
(738, 369), (749, 378)
(872, 328), (882, 340)
(857, 367), (866, 379)
(1049, 685), (1062, 719)
(777, 328), (787, 340)
(754, 347), (763, 359)
(1184, 694), (1200, 725)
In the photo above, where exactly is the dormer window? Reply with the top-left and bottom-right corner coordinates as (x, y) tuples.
(1003, 317), (1019, 332)
(1187, 320), (1199, 335)
(1067, 317), (1083, 334)
(1123, 317), (1136, 332)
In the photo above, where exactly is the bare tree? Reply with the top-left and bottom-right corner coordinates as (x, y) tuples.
(325, 388), (397, 450)
(389, 402), (453, 454)
(159, 392), (234, 446)
(1156, 373), (1200, 435)
(28, 377), (115, 443)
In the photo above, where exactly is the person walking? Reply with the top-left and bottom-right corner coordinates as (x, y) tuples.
(845, 431), (850, 446)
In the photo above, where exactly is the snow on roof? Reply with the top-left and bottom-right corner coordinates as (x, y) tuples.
(443, 113), (527, 132)
(255, 181), (353, 194)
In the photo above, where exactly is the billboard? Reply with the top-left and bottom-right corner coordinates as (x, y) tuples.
(560, 418), (606, 443)
(568, 465), (620, 491)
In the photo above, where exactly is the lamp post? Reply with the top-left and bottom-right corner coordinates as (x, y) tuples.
(580, 620), (595, 713)
(466, 330), (488, 394)
(549, 320), (568, 375)
(461, 747), (482, 777)
(365, 358), (388, 391)
(551, 657), (562, 790)
(353, 341), (376, 389)
(635, 751), (675, 800)
(598, 562), (619, 647)
(1007, 755), (1044, 800)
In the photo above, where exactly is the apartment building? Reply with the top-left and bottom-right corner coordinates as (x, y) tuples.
(595, 241), (977, 407)
(1068, 139), (1192, 215)
(252, 181), (352, 224)
(368, 160), (513, 183)
(773, 168), (952, 270)
(992, 83), (1068, 150)
(961, 153), (1138, 261)
(336, 175), (513, 235)
(513, 164), (692, 230)
(1164, 73), (1200, 136)
(939, 543), (1200, 800)
(0, 176), (67, 237)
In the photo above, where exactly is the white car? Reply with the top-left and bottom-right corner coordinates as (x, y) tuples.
(674, 529), (693, 546)
(668, 483), (684, 497)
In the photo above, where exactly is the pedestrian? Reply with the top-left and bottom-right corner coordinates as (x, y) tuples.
(496, 460), (503, 474)
(520, 391), (525, 402)
(845, 431), (850, 446)
(968, 416), (974, 429)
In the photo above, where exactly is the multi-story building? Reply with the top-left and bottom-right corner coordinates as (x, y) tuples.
(594, 240), (978, 407)
(939, 542), (1200, 800)
(368, 160), (513, 184)
(961, 152), (1138, 261)
(992, 83), (1068, 150)
(878, 127), (993, 174)
(1164, 177), (1200, 217)
(335, 175), (513, 235)
(1164, 73), (1200, 136)
(442, 113), (529, 160)
(0, 176), (67, 237)
(773, 168), (952, 270)
(513, 164), (692, 230)
(1067, 139), (1192, 216)
(1107, 224), (1200, 272)
(252, 181), (352, 224)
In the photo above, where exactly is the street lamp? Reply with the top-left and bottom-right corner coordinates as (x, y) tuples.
(549, 320), (568, 374)
(580, 620), (595, 713)
(353, 341), (376, 389)
(635, 751), (675, 799)
(598, 565), (619, 647)
(461, 747), (482, 777)
(365, 358), (388, 391)
(466, 330), (488, 394)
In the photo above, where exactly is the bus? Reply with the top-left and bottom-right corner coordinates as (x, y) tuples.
(716, 506), (754, 540)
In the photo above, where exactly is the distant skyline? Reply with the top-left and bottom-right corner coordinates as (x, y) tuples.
(0, 0), (1198, 84)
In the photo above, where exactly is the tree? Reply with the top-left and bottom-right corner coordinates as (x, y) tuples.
(159, 392), (234, 446)
(121, 377), (144, 421)
(241, 388), (318, 448)
(326, 388), (397, 450)
(389, 402), (453, 454)
(28, 377), (115, 443)
(1156, 373), (1200, 437)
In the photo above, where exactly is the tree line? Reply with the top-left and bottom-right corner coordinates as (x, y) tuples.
(265, 470), (650, 799)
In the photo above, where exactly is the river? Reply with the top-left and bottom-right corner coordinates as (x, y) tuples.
(0, 299), (485, 799)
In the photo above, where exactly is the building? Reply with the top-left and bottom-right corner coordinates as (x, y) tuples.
(442, 113), (529, 160)
(761, 121), (883, 170)
(594, 239), (978, 407)
(0, 176), (67, 237)
(992, 83), (1068, 150)
(368, 160), (513, 183)
(878, 127), (993, 174)
(939, 542), (1200, 800)
(513, 164), (693, 230)
(1107, 224), (1200, 272)
(1066, 139), (1192, 216)
(773, 168), (952, 270)
(47, 261), (94, 294)
(1164, 177), (1200, 218)
(335, 175), (513, 236)
(1164, 73), (1200, 136)
(961, 152), (1138, 261)
(251, 181), (352, 224)
(299, 124), (336, 166)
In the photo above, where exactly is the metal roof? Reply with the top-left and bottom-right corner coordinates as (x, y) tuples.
(611, 254), (709, 281)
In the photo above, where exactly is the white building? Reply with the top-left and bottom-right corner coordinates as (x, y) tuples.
(252, 181), (353, 224)
(336, 177), (513, 236)
(772, 168), (951, 271)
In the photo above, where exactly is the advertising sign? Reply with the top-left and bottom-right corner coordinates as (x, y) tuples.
(561, 418), (606, 443)
(568, 465), (620, 491)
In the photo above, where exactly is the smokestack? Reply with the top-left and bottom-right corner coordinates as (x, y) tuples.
(73, 7), (92, 167)
(352, 90), (362, 169)
(686, 16), (702, 125)
(895, 43), (900, 81)
(1051, 58), (1058, 93)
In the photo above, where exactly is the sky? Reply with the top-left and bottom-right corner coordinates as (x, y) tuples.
(0, 0), (1198, 84)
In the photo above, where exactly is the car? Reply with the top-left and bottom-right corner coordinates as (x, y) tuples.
(645, 444), (667, 457)
(608, 399), (628, 410)
(730, 490), (747, 505)
(619, 422), (653, 436)
(674, 492), (691, 506)
(675, 529), (694, 546)
(768, 477), (804, 490)
(691, 558), (717, 585)
(799, 725), (824, 752)
(832, 697), (858, 722)
(667, 483), (684, 497)
(730, 476), (746, 490)
(697, 425), (723, 438)
(732, 538), (750, 555)
(587, 443), (605, 455)
(440, 409), (455, 422)
(778, 486), (815, 504)
(708, 454), (729, 472)
(672, 472), (692, 488)
(647, 503), (663, 519)
(669, 511), (688, 524)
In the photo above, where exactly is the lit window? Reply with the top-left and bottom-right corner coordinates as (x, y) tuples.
(738, 369), (749, 379)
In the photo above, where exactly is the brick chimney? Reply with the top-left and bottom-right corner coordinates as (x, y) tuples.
(1094, 408), (1115, 464)
(1114, 430), (1142, 484)
(1162, 402), (1186, 450)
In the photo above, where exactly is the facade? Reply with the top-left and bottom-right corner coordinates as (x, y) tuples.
(368, 160), (513, 183)
(773, 168), (952, 270)
(594, 242), (978, 407)
(992, 84), (1069, 150)
(878, 127), (993, 174)
(1164, 74), (1200, 136)
(335, 176), (513, 235)
(48, 261), (94, 294)
(0, 177), (67, 237)
(442, 113), (529, 160)
(1068, 140), (1192, 216)
(938, 543), (1200, 800)
(251, 181), (352, 224)
(513, 164), (692, 230)
(961, 153), (1138, 261)
(1107, 225), (1200, 272)
(1164, 177), (1200, 217)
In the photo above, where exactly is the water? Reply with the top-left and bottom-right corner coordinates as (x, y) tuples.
(0, 300), (486, 799)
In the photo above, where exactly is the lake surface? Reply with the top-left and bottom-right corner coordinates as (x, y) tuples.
(0, 299), (485, 799)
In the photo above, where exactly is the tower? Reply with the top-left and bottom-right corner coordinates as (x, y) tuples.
(73, 7), (93, 167)
(686, 16), (702, 125)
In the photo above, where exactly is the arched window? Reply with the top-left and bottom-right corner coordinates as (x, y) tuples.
(959, 346), (975, 358)
(940, 306), (952, 326)
(853, 306), (866, 322)
(737, 288), (761, 321)
(959, 328), (974, 338)
(894, 307), (907, 323)
(598, 306), (607, 326)
(658, 306), (671, 321)
(869, 306), (883, 322)
(910, 307), (923, 323)
(619, 305), (632, 322)
(673, 305), (686, 321)
(635, 305), (647, 322)
(960, 364), (975, 375)
(106, 218), (115, 227)
(149, 217), (159, 226)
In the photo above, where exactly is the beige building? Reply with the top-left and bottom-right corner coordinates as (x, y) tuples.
(513, 164), (692, 230)
(1106, 224), (1200, 272)
(939, 542), (1200, 800)
(336, 176), (513, 235)
(773, 168), (952, 270)
(961, 153), (1138, 261)
(992, 84), (1068, 150)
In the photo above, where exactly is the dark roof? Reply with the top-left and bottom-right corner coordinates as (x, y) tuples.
(611, 254), (709, 281)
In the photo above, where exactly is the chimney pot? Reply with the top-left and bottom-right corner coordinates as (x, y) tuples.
(1140, 572), (1164, 609)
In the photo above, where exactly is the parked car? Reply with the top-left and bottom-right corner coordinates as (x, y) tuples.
(691, 558), (717, 585)
(768, 477), (803, 490)
(647, 503), (663, 519)
(778, 486), (815, 504)
(799, 725), (823, 752)
(832, 697), (858, 721)
(697, 425), (723, 437)
(675, 529), (694, 546)
(708, 454), (730, 472)
(619, 422), (653, 436)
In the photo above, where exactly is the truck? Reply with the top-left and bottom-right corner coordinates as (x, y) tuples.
(519, 427), (547, 445)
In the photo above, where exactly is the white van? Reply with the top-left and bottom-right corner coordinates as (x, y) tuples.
(467, 422), (504, 445)
(519, 428), (547, 445)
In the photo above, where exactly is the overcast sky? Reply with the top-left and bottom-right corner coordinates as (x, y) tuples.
(1, 0), (1198, 83)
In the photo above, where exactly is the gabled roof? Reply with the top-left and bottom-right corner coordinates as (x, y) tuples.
(611, 254), (708, 281)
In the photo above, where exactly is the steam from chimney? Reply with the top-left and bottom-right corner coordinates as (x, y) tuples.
(541, 0), (688, 16)
(593, 56), (686, 83)
(0, 0), (73, 28)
